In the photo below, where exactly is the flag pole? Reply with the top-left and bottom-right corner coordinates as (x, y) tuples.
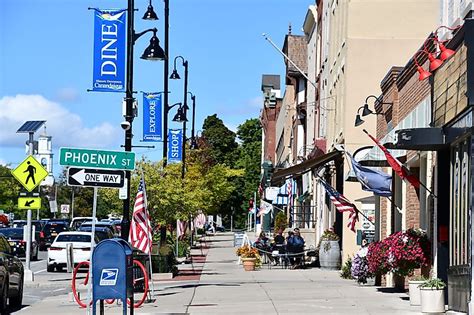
(140, 170), (155, 300)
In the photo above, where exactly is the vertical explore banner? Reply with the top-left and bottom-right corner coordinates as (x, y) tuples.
(92, 9), (126, 92)
(142, 93), (162, 141)
(167, 129), (183, 163)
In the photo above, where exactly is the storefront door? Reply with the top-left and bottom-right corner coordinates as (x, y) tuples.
(448, 137), (471, 313)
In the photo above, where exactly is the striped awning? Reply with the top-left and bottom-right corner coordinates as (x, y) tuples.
(272, 179), (296, 205)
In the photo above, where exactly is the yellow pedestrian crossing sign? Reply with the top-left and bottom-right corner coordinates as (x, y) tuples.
(18, 197), (41, 210)
(11, 156), (49, 192)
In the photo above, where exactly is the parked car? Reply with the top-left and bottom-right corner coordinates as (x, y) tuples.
(79, 222), (119, 237)
(70, 217), (97, 231)
(0, 235), (24, 312)
(77, 226), (114, 242)
(11, 220), (26, 228)
(0, 228), (39, 260)
(39, 221), (69, 250)
(47, 231), (99, 272)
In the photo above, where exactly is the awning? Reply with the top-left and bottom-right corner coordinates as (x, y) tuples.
(271, 150), (342, 185)
(359, 131), (406, 167)
(384, 127), (447, 151)
(272, 179), (296, 205)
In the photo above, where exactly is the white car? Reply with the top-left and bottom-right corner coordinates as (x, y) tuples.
(47, 232), (98, 272)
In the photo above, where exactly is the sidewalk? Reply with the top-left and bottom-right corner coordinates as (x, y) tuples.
(15, 232), (420, 314)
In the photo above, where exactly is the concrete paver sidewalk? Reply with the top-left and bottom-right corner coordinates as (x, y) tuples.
(15, 232), (420, 314)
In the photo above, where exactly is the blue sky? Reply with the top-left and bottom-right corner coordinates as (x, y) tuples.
(0, 0), (311, 174)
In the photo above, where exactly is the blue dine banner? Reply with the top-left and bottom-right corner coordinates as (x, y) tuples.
(92, 9), (126, 92)
(168, 129), (183, 163)
(142, 93), (162, 141)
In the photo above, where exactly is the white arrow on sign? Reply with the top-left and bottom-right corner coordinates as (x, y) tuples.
(67, 167), (125, 188)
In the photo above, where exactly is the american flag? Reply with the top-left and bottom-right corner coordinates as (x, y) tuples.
(320, 179), (359, 232)
(129, 177), (152, 254)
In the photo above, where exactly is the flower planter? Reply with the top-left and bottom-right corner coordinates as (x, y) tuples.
(319, 240), (340, 270)
(420, 287), (445, 313)
(241, 257), (256, 271)
(408, 280), (425, 306)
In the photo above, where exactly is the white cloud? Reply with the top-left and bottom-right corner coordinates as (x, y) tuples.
(0, 94), (121, 149)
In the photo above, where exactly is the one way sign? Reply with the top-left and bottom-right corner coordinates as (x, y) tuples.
(67, 168), (125, 188)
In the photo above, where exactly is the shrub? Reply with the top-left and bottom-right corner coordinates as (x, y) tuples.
(274, 211), (287, 232)
(340, 257), (352, 279)
(320, 229), (340, 241)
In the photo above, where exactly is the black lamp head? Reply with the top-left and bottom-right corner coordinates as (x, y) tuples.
(142, 4), (158, 20)
(141, 32), (165, 61)
(190, 137), (199, 150)
(172, 107), (188, 122)
(354, 114), (365, 127)
(362, 103), (374, 116)
(169, 69), (181, 80)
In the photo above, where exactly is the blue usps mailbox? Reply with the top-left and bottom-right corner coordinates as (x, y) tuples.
(92, 238), (133, 315)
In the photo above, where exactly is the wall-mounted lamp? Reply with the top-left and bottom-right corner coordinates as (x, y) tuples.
(434, 25), (459, 61)
(413, 25), (460, 81)
(354, 95), (392, 127)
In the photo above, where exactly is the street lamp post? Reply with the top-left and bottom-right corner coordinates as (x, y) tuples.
(188, 92), (198, 149)
(162, 0), (170, 166)
(122, 0), (165, 241)
(170, 56), (189, 179)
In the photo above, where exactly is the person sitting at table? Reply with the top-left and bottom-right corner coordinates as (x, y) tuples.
(270, 228), (286, 266)
(287, 228), (305, 269)
(254, 231), (273, 263)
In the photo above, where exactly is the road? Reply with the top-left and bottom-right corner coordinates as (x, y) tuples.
(9, 250), (73, 314)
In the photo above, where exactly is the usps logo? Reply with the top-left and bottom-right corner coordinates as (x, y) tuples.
(100, 268), (119, 286)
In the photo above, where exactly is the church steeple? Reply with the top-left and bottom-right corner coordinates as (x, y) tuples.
(36, 125), (55, 186)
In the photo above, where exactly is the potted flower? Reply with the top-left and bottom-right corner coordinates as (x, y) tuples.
(318, 229), (341, 269)
(420, 278), (446, 313)
(419, 278), (446, 313)
(351, 254), (373, 285)
(236, 245), (261, 271)
(408, 275), (428, 306)
(385, 228), (430, 277)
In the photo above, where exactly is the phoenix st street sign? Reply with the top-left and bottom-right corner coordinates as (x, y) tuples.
(60, 148), (135, 171)
(67, 168), (125, 188)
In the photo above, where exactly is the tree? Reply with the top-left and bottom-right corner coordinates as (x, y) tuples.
(233, 119), (262, 228)
(0, 164), (22, 219)
(202, 114), (239, 167)
(130, 154), (242, 228)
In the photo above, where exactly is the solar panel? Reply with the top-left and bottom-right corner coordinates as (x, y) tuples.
(17, 121), (46, 133)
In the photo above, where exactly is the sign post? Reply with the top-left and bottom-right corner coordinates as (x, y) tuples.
(11, 155), (48, 282)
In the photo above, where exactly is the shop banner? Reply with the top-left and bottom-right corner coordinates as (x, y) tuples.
(142, 93), (162, 141)
(92, 9), (126, 92)
(167, 129), (183, 163)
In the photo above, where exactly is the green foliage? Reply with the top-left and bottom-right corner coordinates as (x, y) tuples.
(340, 257), (353, 279)
(202, 114), (238, 167)
(274, 211), (287, 231)
(131, 154), (242, 227)
(151, 245), (178, 275)
(320, 229), (340, 241)
(0, 164), (22, 219)
(175, 240), (190, 258)
(420, 278), (446, 289)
